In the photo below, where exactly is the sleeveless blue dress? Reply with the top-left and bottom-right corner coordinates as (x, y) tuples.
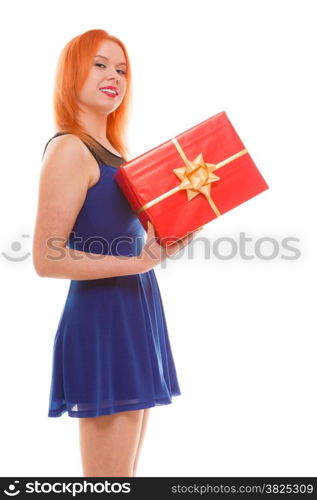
(43, 132), (181, 418)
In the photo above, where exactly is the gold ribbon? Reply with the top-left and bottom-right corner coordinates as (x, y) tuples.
(136, 137), (248, 217)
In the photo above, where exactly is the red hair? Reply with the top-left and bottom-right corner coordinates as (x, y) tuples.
(53, 29), (132, 161)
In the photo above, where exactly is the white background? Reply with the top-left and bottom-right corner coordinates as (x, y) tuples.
(1, 0), (316, 478)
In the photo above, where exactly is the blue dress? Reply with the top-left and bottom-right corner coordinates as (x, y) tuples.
(42, 132), (181, 418)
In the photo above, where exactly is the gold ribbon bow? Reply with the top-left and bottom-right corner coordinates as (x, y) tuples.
(136, 137), (248, 217)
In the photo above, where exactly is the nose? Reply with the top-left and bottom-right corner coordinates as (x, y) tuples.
(106, 65), (120, 81)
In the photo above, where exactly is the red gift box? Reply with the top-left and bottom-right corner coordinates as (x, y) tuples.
(114, 111), (269, 247)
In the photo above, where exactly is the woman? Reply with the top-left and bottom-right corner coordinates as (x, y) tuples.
(33, 29), (202, 477)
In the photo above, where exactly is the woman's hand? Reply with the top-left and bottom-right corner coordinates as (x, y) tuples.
(139, 221), (204, 272)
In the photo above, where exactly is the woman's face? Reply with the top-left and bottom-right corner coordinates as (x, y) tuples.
(77, 40), (127, 115)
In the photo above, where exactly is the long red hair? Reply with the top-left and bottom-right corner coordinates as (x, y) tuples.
(53, 29), (132, 161)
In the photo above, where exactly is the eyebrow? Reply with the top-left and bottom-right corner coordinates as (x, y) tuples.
(94, 54), (127, 66)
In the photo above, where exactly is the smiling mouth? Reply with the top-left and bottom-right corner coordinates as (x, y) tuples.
(99, 88), (119, 97)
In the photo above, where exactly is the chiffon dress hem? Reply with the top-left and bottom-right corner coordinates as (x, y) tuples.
(48, 395), (181, 419)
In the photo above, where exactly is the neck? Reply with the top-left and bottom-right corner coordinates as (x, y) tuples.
(77, 107), (109, 145)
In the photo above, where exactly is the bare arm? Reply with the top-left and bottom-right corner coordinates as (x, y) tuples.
(32, 134), (145, 280)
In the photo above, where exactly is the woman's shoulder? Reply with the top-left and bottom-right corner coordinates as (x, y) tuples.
(42, 132), (90, 161)
(40, 132), (95, 196)
(42, 131), (125, 169)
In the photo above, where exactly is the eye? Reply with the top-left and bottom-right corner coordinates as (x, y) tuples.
(95, 63), (126, 75)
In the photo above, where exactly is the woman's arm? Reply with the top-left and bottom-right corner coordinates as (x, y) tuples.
(32, 134), (145, 280)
